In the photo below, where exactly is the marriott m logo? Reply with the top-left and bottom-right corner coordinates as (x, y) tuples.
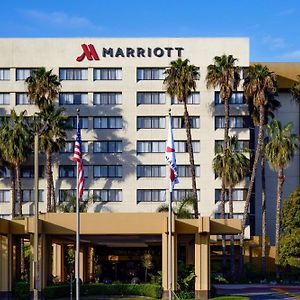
(76, 44), (99, 62)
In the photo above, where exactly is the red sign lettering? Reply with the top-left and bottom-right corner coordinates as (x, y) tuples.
(76, 44), (99, 62)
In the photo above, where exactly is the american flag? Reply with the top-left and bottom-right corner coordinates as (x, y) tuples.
(165, 115), (179, 192)
(73, 120), (84, 198)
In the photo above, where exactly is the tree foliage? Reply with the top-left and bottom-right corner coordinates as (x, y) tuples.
(279, 188), (300, 268)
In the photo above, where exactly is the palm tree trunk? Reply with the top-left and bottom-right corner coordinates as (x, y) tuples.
(10, 167), (16, 218)
(183, 100), (198, 218)
(51, 173), (56, 212)
(275, 167), (284, 279)
(46, 150), (52, 212)
(222, 97), (230, 273)
(261, 152), (267, 274)
(240, 104), (265, 273)
(229, 186), (235, 279)
(15, 164), (22, 216)
(221, 183), (226, 273)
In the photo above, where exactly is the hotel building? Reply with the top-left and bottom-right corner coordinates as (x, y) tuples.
(0, 38), (299, 241)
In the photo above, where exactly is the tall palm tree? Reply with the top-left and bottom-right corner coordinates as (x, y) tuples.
(248, 94), (281, 273)
(25, 67), (61, 110)
(213, 136), (249, 277)
(164, 58), (200, 218)
(25, 67), (62, 211)
(0, 110), (31, 216)
(240, 64), (277, 271)
(36, 104), (68, 211)
(264, 119), (298, 277)
(206, 54), (241, 271)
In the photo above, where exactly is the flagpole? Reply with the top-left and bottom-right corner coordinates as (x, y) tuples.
(76, 108), (80, 300)
(168, 109), (173, 300)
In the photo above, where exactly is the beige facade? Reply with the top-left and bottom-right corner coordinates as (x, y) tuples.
(0, 38), (251, 235)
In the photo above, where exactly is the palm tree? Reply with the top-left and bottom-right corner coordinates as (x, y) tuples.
(248, 94), (281, 273)
(240, 64), (277, 271)
(0, 110), (31, 216)
(206, 54), (241, 272)
(164, 58), (200, 218)
(213, 136), (249, 277)
(291, 75), (300, 102)
(25, 67), (61, 110)
(25, 67), (62, 211)
(264, 119), (298, 277)
(36, 104), (68, 211)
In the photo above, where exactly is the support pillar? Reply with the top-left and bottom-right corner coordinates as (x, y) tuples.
(52, 243), (64, 282)
(0, 234), (12, 299)
(195, 233), (210, 300)
(87, 246), (94, 283)
(162, 232), (177, 299)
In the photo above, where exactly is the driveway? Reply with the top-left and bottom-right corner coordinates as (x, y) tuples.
(214, 284), (300, 299)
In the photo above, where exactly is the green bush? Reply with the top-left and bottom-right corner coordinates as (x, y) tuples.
(12, 281), (30, 300)
(176, 290), (195, 299)
(43, 283), (162, 299)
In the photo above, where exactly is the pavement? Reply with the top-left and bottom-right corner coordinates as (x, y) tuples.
(214, 284), (300, 299)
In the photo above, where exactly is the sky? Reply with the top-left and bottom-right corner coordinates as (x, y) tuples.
(1, 0), (300, 62)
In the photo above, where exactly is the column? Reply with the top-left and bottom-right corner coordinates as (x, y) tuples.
(0, 234), (12, 299)
(52, 243), (64, 282)
(87, 246), (94, 282)
(195, 233), (210, 300)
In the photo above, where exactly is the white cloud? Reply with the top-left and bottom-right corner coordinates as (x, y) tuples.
(23, 10), (103, 31)
(277, 8), (295, 16)
(280, 50), (300, 60)
(262, 35), (286, 49)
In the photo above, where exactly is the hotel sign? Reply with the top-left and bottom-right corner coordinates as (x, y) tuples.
(76, 44), (184, 61)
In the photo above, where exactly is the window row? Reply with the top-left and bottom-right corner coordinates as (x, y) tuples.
(58, 188), (200, 203)
(0, 166), (44, 178)
(58, 165), (200, 178)
(215, 189), (247, 203)
(60, 140), (200, 154)
(215, 116), (250, 129)
(0, 190), (44, 203)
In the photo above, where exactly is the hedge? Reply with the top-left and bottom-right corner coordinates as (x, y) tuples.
(43, 283), (162, 299)
(12, 281), (30, 300)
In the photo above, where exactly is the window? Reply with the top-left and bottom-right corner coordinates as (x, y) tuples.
(215, 140), (249, 152)
(60, 141), (88, 153)
(173, 189), (200, 202)
(21, 166), (44, 178)
(21, 190), (43, 202)
(59, 68), (88, 80)
(174, 141), (200, 153)
(137, 141), (165, 153)
(137, 117), (165, 129)
(0, 190), (10, 203)
(137, 165), (166, 178)
(93, 141), (122, 153)
(215, 213), (243, 220)
(93, 117), (122, 129)
(0, 93), (10, 105)
(16, 68), (32, 80)
(215, 189), (246, 203)
(177, 165), (200, 177)
(172, 116), (200, 129)
(93, 165), (122, 178)
(59, 189), (90, 202)
(93, 92), (122, 105)
(16, 93), (30, 105)
(0, 69), (9, 80)
(93, 190), (122, 202)
(137, 68), (165, 80)
(59, 93), (88, 105)
(137, 92), (165, 105)
(65, 117), (89, 129)
(215, 116), (248, 129)
(0, 167), (10, 178)
(137, 189), (166, 202)
(172, 92), (200, 104)
(59, 165), (88, 178)
(94, 68), (122, 80)
(215, 92), (244, 105)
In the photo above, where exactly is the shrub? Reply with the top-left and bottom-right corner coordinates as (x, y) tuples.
(12, 281), (30, 300)
(176, 290), (195, 299)
(43, 283), (162, 299)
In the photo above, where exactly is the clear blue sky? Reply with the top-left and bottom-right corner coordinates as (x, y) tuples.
(1, 0), (300, 62)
